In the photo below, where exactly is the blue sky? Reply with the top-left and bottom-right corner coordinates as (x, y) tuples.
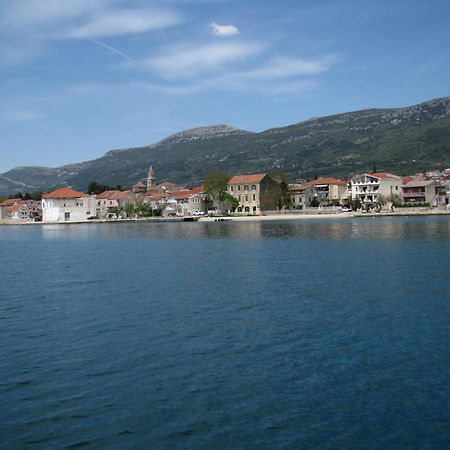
(0, 0), (449, 173)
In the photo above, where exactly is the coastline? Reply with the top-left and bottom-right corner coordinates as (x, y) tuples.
(1, 209), (450, 226)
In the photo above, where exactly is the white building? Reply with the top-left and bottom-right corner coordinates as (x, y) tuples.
(42, 187), (97, 222)
(350, 172), (402, 209)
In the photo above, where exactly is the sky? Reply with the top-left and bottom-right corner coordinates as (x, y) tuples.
(0, 0), (449, 173)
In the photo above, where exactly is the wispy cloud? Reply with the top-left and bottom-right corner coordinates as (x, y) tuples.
(0, 0), (182, 66)
(236, 56), (338, 80)
(210, 22), (239, 37)
(67, 9), (182, 38)
(143, 41), (264, 78)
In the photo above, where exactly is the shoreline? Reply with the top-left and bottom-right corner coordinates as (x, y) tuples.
(1, 209), (450, 226)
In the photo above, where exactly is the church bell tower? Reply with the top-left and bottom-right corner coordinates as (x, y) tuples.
(147, 165), (155, 190)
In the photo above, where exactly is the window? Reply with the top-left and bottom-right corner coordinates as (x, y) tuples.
(245, 195), (249, 202)
(251, 185), (256, 191)
(252, 194), (256, 201)
(238, 185), (241, 191)
(244, 185), (249, 190)
(230, 186), (233, 192)
(238, 195), (241, 201)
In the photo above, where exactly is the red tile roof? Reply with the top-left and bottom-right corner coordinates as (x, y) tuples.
(167, 187), (205, 200)
(228, 174), (267, 184)
(0, 198), (21, 207)
(8, 204), (27, 213)
(42, 187), (88, 199)
(370, 172), (401, 180)
(306, 177), (347, 186)
(96, 190), (130, 200)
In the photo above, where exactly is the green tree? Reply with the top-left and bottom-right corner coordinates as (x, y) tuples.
(310, 197), (320, 207)
(221, 192), (239, 211)
(123, 203), (135, 217)
(391, 193), (402, 207)
(268, 172), (292, 210)
(87, 181), (116, 195)
(204, 171), (232, 201)
(376, 194), (387, 211)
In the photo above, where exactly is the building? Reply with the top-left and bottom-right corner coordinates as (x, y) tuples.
(8, 202), (30, 220)
(435, 179), (450, 206)
(0, 198), (21, 220)
(166, 187), (210, 216)
(350, 172), (402, 209)
(227, 174), (278, 214)
(132, 164), (185, 197)
(42, 187), (97, 222)
(288, 183), (317, 208)
(96, 190), (132, 218)
(402, 180), (436, 205)
(304, 177), (347, 202)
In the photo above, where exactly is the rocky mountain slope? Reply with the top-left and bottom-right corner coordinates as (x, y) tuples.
(1, 97), (449, 195)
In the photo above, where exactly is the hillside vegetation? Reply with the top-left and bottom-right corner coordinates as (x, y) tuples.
(1, 97), (449, 195)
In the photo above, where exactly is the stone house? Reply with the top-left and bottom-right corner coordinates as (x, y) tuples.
(227, 174), (279, 214)
(288, 183), (317, 208)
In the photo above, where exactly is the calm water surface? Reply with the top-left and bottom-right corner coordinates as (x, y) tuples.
(1, 217), (449, 449)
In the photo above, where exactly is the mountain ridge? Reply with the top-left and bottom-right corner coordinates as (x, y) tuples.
(1, 95), (449, 195)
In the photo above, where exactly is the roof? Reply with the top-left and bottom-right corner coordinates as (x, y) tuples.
(370, 172), (402, 180)
(42, 187), (88, 199)
(96, 190), (130, 200)
(228, 174), (267, 184)
(306, 177), (347, 186)
(403, 180), (435, 188)
(168, 187), (205, 200)
(8, 204), (28, 213)
(147, 194), (167, 201)
(0, 198), (21, 207)
(157, 181), (185, 192)
(288, 183), (313, 192)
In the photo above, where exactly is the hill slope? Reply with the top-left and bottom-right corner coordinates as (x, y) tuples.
(1, 97), (449, 195)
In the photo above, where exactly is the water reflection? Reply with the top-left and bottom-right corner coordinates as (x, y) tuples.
(2, 216), (447, 242)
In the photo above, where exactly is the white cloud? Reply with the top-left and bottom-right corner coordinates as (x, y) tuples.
(237, 56), (336, 80)
(0, 0), (108, 29)
(144, 41), (263, 78)
(210, 22), (239, 37)
(67, 9), (182, 38)
(0, 0), (182, 66)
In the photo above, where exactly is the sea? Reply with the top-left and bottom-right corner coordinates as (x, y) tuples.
(1, 216), (449, 449)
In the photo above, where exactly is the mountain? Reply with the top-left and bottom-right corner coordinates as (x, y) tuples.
(1, 97), (450, 195)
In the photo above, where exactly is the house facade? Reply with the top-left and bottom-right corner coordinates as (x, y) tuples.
(166, 187), (210, 216)
(227, 174), (278, 214)
(351, 172), (402, 208)
(96, 190), (132, 218)
(402, 180), (436, 205)
(288, 183), (317, 208)
(305, 178), (347, 202)
(435, 180), (450, 206)
(42, 188), (97, 222)
(8, 203), (30, 220)
(0, 198), (20, 220)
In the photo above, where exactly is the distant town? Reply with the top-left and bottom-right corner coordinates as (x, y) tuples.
(1, 165), (450, 223)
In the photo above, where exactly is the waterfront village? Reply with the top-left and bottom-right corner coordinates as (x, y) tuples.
(1, 165), (450, 224)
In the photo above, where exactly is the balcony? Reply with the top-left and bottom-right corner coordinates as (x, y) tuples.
(403, 191), (425, 198)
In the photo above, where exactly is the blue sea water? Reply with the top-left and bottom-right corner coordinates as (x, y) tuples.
(0, 217), (449, 449)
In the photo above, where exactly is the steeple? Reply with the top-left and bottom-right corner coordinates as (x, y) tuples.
(147, 165), (155, 190)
